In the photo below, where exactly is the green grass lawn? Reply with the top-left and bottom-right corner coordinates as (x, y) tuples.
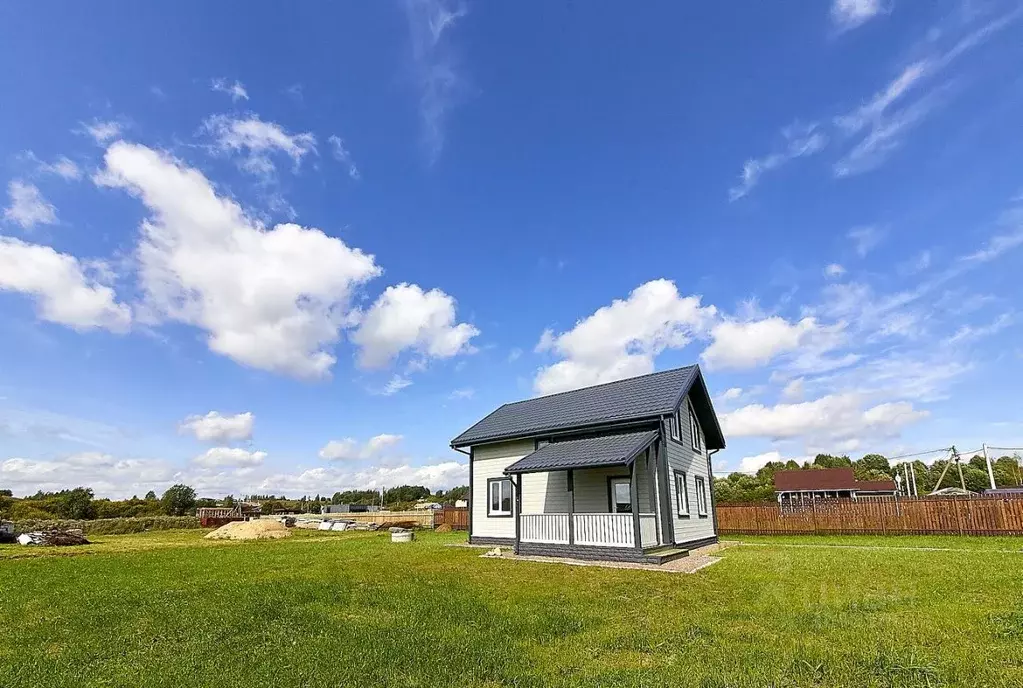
(2, 530), (1022, 687)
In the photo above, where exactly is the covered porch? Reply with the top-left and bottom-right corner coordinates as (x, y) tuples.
(504, 431), (680, 561)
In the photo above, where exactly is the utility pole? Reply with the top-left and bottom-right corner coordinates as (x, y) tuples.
(983, 444), (996, 490)
(909, 461), (918, 496)
(955, 448), (966, 491)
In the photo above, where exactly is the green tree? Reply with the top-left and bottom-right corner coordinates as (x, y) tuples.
(222, 495), (236, 507)
(144, 490), (157, 501)
(813, 454), (852, 469)
(855, 454), (891, 479)
(56, 487), (95, 520)
(161, 484), (197, 516)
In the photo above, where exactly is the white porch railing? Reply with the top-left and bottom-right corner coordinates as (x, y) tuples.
(640, 514), (658, 547)
(519, 513), (659, 548)
(573, 513), (634, 547)
(520, 513), (570, 544)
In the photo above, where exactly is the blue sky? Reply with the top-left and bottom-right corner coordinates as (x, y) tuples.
(1, 0), (1022, 497)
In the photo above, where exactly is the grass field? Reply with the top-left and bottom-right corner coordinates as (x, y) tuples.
(2, 530), (1023, 687)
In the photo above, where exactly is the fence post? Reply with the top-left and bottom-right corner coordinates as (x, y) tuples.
(811, 498), (818, 535)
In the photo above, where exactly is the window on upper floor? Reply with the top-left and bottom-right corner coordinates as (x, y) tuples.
(689, 403), (703, 453)
(674, 470), (689, 516)
(668, 413), (680, 442)
(695, 476), (708, 516)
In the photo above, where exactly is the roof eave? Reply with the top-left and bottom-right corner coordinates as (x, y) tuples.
(451, 414), (665, 449)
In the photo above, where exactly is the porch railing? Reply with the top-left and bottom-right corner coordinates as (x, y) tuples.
(640, 514), (658, 547)
(520, 513), (570, 544)
(520, 512), (659, 548)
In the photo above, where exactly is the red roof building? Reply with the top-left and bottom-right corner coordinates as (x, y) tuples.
(773, 468), (897, 501)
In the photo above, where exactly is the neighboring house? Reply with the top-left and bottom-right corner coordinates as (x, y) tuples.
(453, 499), (469, 508)
(414, 501), (443, 510)
(449, 365), (725, 563)
(773, 468), (898, 502)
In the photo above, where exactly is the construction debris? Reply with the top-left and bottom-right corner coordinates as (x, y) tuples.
(434, 523), (453, 533)
(204, 520), (292, 541)
(481, 547), (504, 558)
(0, 520), (15, 544)
(17, 529), (90, 546)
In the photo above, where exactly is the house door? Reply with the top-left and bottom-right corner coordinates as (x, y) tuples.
(609, 477), (632, 513)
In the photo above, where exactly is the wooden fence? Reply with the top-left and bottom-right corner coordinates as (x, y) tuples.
(294, 510), (437, 528)
(717, 495), (1023, 536)
(434, 507), (469, 530)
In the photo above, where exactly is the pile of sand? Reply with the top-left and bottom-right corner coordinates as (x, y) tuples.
(204, 520), (292, 541)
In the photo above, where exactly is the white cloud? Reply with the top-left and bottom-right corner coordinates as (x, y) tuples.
(211, 78), (249, 102)
(95, 141), (381, 378)
(534, 279), (717, 395)
(402, 0), (467, 162)
(193, 446), (266, 468)
(0, 453), (176, 498)
(328, 135), (360, 180)
(781, 377), (805, 402)
(824, 263), (846, 278)
(318, 433), (403, 461)
(449, 387), (474, 399)
(831, 0), (888, 31)
(702, 316), (825, 371)
(737, 450), (810, 474)
(258, 460), (467, 494)
(719, 387), (744, 402)
(848, 225), (885, 257)
(351, 282), (479, 370)
(834, 61), (927, 136)
(0, 237), (131, 331)
(36, 155), (82, 181)
(80, 119), (124, 144)
(203, 114), (316, 176)
(944, 313), (1012, 346)
(379, 374), (413, 396)
(4, 181), (57, 229)
(178, 411), (255, 443)
(961, 225), (1023, 263)
(729, 122), (828, 200)
(721, 393), (928, 447)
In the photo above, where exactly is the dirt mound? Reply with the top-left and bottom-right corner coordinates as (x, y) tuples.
(434, 524), (452, 533)
(204, 520), (292, 541)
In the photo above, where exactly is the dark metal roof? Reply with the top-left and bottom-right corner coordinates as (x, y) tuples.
(503, 431), (659, 475)
(451, 365), (717, 447)
(774, 468), (857, 491)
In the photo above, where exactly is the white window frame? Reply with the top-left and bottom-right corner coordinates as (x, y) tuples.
(674, 470), (689, 516)
(695, 476), (708, 516)
(689, 404), (703, 453)
(488, 478), (513, 517)
(668, 413), (680, 442)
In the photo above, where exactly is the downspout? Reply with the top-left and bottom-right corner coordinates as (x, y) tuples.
(707, 448), (720, 539)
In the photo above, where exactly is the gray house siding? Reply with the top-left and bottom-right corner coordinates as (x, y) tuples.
(663, 393), (717, 547)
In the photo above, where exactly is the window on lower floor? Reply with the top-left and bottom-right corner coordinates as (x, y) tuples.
(695, 476), (708, 516)
(674, 470), (689, 516)
(488, 478), (513, 516)
(609, 477), (632, 513)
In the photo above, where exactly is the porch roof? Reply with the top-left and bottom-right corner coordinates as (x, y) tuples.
(503, 430), (659, 475)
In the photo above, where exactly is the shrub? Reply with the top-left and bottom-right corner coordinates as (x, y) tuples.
(12, 516), (202, 535)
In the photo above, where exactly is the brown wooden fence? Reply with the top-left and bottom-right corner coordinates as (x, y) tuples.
(717, 496), (1023, 536)
(434, 507), (469, 531)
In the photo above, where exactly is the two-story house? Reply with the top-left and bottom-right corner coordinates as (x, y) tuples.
(450, 365), (725, 564)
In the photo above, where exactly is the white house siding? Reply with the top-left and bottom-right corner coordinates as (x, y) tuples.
(664, 393), (716, 546)
(471, 439), (534, 540)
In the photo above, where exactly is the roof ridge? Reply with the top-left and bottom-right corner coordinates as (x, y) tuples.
(499, 365), (696, 408)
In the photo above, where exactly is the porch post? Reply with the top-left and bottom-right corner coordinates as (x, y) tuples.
(567, 469), (574, 546)
(630, 460), (641, 550)
(514, 473), (522, 553)
(646, 450), (659, 546)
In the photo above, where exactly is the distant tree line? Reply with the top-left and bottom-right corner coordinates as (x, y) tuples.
(0, 482), (473, 521)
(714, 452), (1023, 504)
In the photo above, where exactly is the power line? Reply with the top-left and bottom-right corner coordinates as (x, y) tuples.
(987, 446), (1023, 452)
(886, 447), (951, 462)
